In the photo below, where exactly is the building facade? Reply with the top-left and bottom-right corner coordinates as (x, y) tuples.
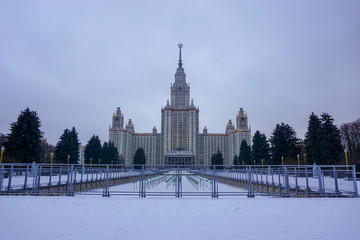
(109, 44), (251, 166)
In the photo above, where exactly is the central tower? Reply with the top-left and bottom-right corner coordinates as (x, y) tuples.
(171, 43), (190, 108)
(161, 43), (199, 165)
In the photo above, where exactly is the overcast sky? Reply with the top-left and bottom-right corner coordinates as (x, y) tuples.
(1, 0), (359, 145)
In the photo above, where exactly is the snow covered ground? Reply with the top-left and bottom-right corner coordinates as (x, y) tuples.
(1, 196), (359, 240)
(1, 172), (360, 240)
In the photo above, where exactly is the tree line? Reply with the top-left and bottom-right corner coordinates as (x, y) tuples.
(1, 108), (359, 167)
(231, 112), (351, 166)
(1, 108), (119, 165)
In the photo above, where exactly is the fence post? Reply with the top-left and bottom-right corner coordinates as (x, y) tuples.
(80, 165), (84, 191)
(58, 166), (62, 194)
(103, 165), (110, 197)
(66, 165), (74, 196)
(317, 166), (324, 197)
(176, 166), (181, 198)
(333, 166), (340, 196)
(271, 168), (275, 197)
(0, 164), (4, 193)
(37, 166), (42, 194)
(294, 167), (300, 192)
(211, 166), (218, 198)
(31, 164), (40, 196)
(179, 167), (183, 198)
(48, 165), (53, 190)
(247, 166), (254, 198)
(352, 166), (359, 197)
(305, 167), (310, 195)
(6, 165), (14, 193)
(140, 165), (145, 198)
(284, 166), (290, 197)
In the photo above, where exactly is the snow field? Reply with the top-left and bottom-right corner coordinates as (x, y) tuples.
(1, 196), (359, 240)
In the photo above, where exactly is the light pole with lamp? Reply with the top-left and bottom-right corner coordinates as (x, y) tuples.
(0, 146), (5, 165)
(345, 149), (349, 171)
(297, 154), (300, 167)
(50, 152), (54, 165)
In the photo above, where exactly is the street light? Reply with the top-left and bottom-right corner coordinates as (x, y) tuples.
(50, 152), (53, 165)
(67, 155), (70, 168)
(297, 154), (300, 167)
(303, 153), (307, 164)
(0, 146), (5, 165)
(345, 149), (349, 171)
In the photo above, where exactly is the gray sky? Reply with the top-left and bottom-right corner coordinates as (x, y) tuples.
(1, 0), (359, 145)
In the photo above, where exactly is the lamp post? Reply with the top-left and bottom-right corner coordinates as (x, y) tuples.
(297, 154), (300, 167)
(0, 146), (5, 165)
(67, 155), (70, 168)
(345, 149), (349, 171)
(281, 156), (284, 167)
(261, 159), (264, 168)
(98, 159), (100, 168)
(50, 152), (53, 165)
(90, 158), (92, 168)
(303, 153), (306, 164)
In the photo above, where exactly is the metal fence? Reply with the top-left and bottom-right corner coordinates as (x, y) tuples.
(0, 163), (358, 198)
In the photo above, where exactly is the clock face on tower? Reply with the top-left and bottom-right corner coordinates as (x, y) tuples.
(240, 117), (245, 121)
(115, 116), (119, 121)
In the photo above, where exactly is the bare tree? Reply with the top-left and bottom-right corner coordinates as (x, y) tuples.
(341, 118), (360, 167)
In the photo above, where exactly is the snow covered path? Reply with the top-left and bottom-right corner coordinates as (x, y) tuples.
(1, 196), (359, 240)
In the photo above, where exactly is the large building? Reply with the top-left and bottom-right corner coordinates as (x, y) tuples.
(109, 44), (251, 166)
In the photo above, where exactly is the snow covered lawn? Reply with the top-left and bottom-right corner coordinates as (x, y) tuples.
(1, 196), (359, 240)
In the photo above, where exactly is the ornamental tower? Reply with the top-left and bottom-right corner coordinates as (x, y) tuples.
(111, 107), (124, 129)
(236, 108), (248, 130)
(170, 43), (190, 108)
(161, 43), (199, 165)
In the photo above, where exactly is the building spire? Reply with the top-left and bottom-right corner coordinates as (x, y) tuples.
(178, 43), (183, 68)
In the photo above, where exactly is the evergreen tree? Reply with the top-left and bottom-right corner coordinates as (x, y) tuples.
(70, 127), (80, 163)
(84, 135), (102, 164)
(269, 122), (300, 165)
(239, 140), (252, 165)
(233, 154), (239, 165)
(100, 141), (119, 164)
(211, 149), (224, 168)
(319, 113), (343, 165)
(252, 131), (270, 164)
(4, 108), (42, 163)
(133, 147), (146, 168)
(54, 127), (80, 164)
(304, 112), (322, 164)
